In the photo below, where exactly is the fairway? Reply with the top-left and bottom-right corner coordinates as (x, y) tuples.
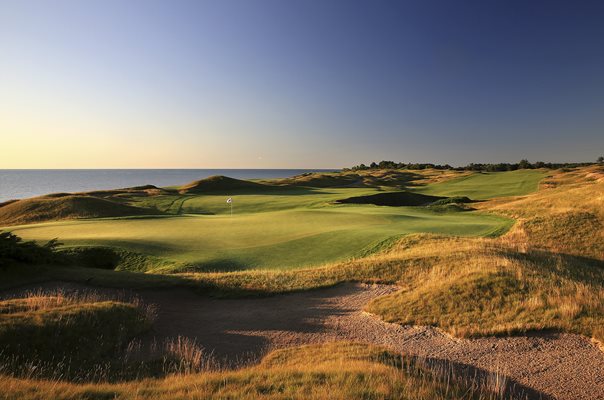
(8, 202), (511, 272)
(413, 169), (547, 200)
(1, 172), (547, 273)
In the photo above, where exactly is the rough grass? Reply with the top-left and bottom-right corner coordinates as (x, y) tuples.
(0, 343), (517, 400)
(267, 168), (470, 188)
(0, 290), (154, 381)
(365, 236), (604, 341)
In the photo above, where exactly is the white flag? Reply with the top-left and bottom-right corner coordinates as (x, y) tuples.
(226, 197), (232, 204)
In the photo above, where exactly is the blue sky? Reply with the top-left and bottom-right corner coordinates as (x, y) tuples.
(1, 0), (603, 168)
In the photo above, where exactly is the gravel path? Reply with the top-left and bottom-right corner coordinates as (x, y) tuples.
(6, 282), (604, 399)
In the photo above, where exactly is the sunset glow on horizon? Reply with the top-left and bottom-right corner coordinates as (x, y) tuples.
(2, 0), (603, 168)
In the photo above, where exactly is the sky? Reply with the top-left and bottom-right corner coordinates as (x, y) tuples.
(1, 0), (603, 168)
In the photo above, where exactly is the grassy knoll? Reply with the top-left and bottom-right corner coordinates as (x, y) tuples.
(0, 194), (162, 226)
(0, 342), (512, 400)
(413, 169), (547, 200)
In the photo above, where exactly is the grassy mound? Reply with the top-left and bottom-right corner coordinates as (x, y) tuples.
(83, 185), (172, 199)
(179, 175), (273, 194)
(0, 290), (153, 381)
(0, 195), (162, 226)
(334, 191), (444, 206)
(270, 168), (465, 188)
(0, 342), (516, 399)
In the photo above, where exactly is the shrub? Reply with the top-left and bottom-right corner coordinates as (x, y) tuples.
(0, 231), (60, 267)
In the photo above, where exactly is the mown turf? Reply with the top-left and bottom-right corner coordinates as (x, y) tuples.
(7, 206), (511, 272)
(413, 170), (547, 200)
(4, 171), (540, 273)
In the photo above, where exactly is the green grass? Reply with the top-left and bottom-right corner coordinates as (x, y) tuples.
(7, 205), (511, 272)
(413, 170), (547, 200)
(0, 171), (548, 273)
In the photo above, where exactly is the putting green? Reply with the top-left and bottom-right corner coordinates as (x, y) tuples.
(9, 203), (511, 272)
(413, 169), (547, 200)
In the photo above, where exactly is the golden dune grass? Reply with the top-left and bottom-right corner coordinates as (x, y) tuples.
(0, 342), (515, 400)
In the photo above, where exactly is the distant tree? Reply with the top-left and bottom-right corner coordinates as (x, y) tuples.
(347, 159), (594, 172)
(518, 159), (532, 169)
(378, 160), (398, 169)
(598, 156), (604, 164)
(534, 161), (546, 169)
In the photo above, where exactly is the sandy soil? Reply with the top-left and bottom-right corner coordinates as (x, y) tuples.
(5, 282), (604, 399)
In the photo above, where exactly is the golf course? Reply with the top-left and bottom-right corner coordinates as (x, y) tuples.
(1, 170), (545, 273)
(4, 1), (604, 398)
(2, 165), (604, 400)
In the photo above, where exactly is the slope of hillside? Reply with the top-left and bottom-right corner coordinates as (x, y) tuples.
(270, 168), (468, 188)
(0, 195), (162, 226)
(179, 175), (274, 194)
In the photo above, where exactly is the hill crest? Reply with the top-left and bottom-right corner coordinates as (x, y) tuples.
(179, 175), (272, 194)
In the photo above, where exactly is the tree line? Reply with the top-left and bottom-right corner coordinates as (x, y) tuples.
(347, 157), (603, 172)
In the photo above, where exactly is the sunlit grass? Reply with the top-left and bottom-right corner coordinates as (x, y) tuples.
(0, 343), (518, 400)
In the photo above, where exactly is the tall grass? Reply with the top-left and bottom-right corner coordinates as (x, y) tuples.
(0, 343), (526, 400)
(0, 289), (155, 382)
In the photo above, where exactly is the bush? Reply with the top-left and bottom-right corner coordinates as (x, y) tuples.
(0, 231), (60, 267)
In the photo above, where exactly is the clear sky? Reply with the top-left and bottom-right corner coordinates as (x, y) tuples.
(1, 0), (603, 168)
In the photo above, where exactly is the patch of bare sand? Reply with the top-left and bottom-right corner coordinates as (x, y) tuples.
(5, 282), (604, 399)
